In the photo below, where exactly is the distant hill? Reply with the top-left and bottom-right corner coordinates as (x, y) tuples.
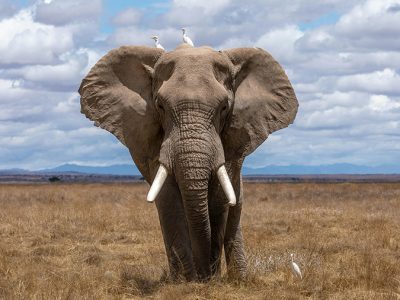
(242, 163), (400, 175)
(0, 168), (32, 175)
(0, 163), (399, 176)
(38, 163), (141, 175)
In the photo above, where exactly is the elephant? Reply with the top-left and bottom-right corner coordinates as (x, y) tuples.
(79, 43), (298, 281)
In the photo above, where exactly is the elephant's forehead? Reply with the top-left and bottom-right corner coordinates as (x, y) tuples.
(154, 47), (232, 104)
(157, 47), (231, 72)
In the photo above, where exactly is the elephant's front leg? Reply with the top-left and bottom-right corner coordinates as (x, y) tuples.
(155, 176), (196, 281)
(224, 200), (247, 279)
(224, 172), (247, 279)
(208, 186), (229, 277)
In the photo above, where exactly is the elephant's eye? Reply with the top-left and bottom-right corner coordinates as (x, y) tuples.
(221, 103), (229, 114)
(220, 103), (229, 121)
(156, 99), (165, 113)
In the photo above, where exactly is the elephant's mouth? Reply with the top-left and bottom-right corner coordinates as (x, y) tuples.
(147, 164), (236, 206)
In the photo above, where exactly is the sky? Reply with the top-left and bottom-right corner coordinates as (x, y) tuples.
(0, 0), (399, 170)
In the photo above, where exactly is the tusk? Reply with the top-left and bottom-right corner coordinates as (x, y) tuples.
(217, 165), (236, 206)
(147, 165), (168, 203)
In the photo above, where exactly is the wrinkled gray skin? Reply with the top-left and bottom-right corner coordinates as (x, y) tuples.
(79, 44), (298, 281)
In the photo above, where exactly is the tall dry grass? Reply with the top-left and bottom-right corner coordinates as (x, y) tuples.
(0, 182), (399, 299)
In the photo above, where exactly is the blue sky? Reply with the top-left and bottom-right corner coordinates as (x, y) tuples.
(0, 0), (399, 170)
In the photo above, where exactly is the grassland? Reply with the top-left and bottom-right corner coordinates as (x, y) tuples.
(0, 182), (399, 299)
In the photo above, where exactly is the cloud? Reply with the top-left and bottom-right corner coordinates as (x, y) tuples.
(34, 0), (102, 26)
(336, 0), (400, 38)
(296, 28), (336, 52)
(164, 0), (230, 25)
(297, 0), (400, 53)
(0, 0), (17, 18)
(2, 49), (90, 91)
(112, 8), (142, 26)
(337, 68), (400, 94)
(369, 94), (400, 112)
(255, 25), (304, 64)
(0, 8), (74, 66)
(0, 120), (131, 170)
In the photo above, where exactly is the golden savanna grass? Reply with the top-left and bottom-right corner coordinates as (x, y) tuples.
(0, 182), (399, 299)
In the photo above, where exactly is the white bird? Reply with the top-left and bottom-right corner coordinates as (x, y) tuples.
(290, 253), (302, 279)
(181, 28), (194, 47)
(151, 36), (165, 50)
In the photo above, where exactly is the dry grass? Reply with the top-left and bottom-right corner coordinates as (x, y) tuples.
(0, 182), (399, 299)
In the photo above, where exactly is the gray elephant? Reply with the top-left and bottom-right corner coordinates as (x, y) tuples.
(79, 44), (298, 281)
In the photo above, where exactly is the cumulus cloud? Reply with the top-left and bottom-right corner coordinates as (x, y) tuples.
(337, 68), (400, 94)
(255, 25), (304, 64)
(34, 0), (102, 26)
(369, 95), (400, 112)
(112, 8), (142, 26)
(0, 8), (74, 65)
(0, 0), (17, 18)
(165, 0), (230, 25)
(336, 0), (400, 38)
(2, 50), (90, 91)
(297, 0), (400, 53)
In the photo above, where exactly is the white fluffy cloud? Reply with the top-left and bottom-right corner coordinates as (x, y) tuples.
(164, 0), (230, 25)
(112, 8), (142, 26)
(337, 68), (400, 94)
(0, 9), (74, 65)
(34, 0), (102, 26)
(255, 26), (304, 64)
(369, 94), (400, 112)
(2, 50), (91, 91)
(172, 0), (230, 15)
(336, 0), (400, 38)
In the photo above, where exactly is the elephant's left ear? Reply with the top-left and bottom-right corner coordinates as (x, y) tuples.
(222, 47), (299, 161)
(79, 46), (164, 182)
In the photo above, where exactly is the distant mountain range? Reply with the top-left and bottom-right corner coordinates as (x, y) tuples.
(0, 163), (399, 175)
(242, 163), (400, 175)
(41, 163), (141, 175)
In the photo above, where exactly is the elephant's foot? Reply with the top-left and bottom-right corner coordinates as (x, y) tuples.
(210, 257), (222, 278)
(167, 247), (197, 282)
(225, 249), (247, 280)
(224, 200), (247, 280)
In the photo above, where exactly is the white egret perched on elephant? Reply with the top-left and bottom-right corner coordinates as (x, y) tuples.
(151, 36), (164, 50)
(182, 28), (194, 46)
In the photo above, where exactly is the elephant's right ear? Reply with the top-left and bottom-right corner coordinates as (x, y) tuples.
(79, 46), (164, 181)
(222, 47), (299, 161)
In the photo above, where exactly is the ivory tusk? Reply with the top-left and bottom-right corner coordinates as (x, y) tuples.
(147, 165), (168, 203)
(217, 165), (236, 206)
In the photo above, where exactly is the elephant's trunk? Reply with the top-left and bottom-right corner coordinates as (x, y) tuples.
(174, 139), (213, 280)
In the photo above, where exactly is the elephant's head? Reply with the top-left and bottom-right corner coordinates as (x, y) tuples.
(79, 44), (298, 279)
